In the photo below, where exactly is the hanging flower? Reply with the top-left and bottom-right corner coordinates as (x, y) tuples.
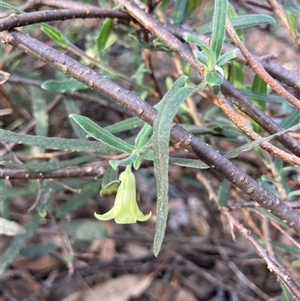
(95, 165), (151, 224)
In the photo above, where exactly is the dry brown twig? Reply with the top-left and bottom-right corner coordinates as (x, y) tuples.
(213, 93), (300, 166)
(266, 0), (300, 46)
(225, 18), (300, 109)
(196, 172), (300, 300)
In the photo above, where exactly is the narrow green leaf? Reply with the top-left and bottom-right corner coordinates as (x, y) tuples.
(239, 90), (287, 104)
(211, 0), (228, 58)
(217, 179), (230, 208)
(0, 213), (42, 274)
(174, 0), (188, 25)
(30, 87), (48, 137)
(169, 157), (208, 169)
(224, 123), (300, 159)
(187, 0), (204, 15)
(195, 50), (208, 66)
(70, 114), (135, 154)
(109, 151), (139, 170)
(64, 98), (86, 139)
(230, 61), (245, 89)
(96, 18), (114, 53)
(40, 24), (68, 48)
(104, 117), (144, 134)
(205, 71), (223, 86)
(255, 208), (289, 229)
(184, 33), (216, 71)
(0, 129), (117, 154)
(0, 217), (26, 236)
(280, 284), (294, 301)
(279, 0), (300, 20)
(135, 123), (153, 150)
(217, 49), (237, 66)
(227, 3), (244, 40)
(250, 75), (267, 132)
(42, 78), (88, 92)
(0, 1), (24, 13)
(152, 76), (196, 256)
(279, 109), (300, 128)
(197, 14), (276, 34)
(271, 241), (300, 256)
(287, 190), (300, 199)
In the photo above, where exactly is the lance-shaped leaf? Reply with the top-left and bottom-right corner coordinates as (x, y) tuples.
(217, 49), (237, 66)
(0, 129), (116, 154)
(197, 14), (276, 34)
(205, 71), (223, 86)
(96, 18), (114, 53)
(109, 151), (140, 170)
(70, 114), (134, 154)
(194, 50), (209, 66)
(41, 24), (68, 48)
(135, 123), (153, 150)
(211, 0), (228, 58)
(42, 78), (88, 92)
(152, 76), (197, 256)
(184, 33), (216, 71)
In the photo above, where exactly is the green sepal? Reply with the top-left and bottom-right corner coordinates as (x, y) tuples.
(100, 180), (121, 196)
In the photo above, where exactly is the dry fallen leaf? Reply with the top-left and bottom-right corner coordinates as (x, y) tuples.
(82, 274), (153, 301)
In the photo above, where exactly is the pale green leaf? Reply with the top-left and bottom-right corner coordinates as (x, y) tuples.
(70, 114), (135, 153)
(64, 98), (86, 139)
(184, 33), (216, 71)
(41, 24), (68, 48)
(96, 18), (114, 53)
(225, 123), (300, 159)
(197, 14), (276, 34)
(217, 49), (237, 66)
(152, 76), (196, 256)
(217, 179), (230, 208)
(211, 0), (228, 58)
(104, 117), (144, 134)
(205, 71), (223, 86)
(30, 87), (48, 137)
(42, 78), (88, 92)
(0, 129), (116, 154)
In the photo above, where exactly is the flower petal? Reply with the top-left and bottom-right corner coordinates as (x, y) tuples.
(94, 209), (116, 221)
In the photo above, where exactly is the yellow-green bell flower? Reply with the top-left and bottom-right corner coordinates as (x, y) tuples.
(95, 165), (151, 224)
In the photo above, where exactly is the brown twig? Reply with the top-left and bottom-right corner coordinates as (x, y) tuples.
(225, 209), (300, 300)
(112, 0), (300, 157)
(1, 23), (299, 234)
(0, 164), (105, 179)
(0, 95), (62, 157)
(0, 9), (129, 32)
(266, 0), (300, 46)
(196, 172), (300, 299)
(213, 93), (300, 166)
(1, 7), (299, 155)
(225, 18), (300, 109)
